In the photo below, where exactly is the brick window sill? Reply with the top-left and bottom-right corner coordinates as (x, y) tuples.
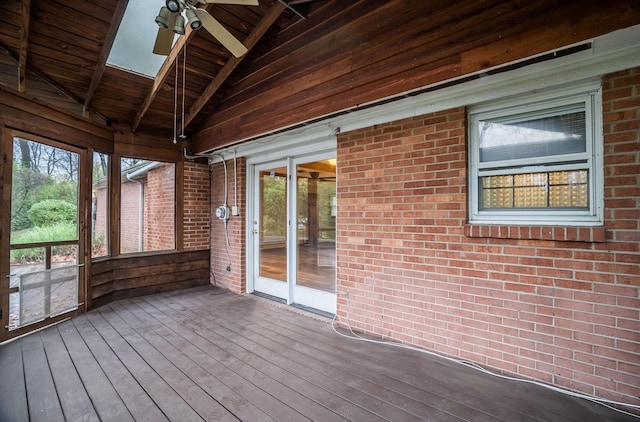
(464, 224), (606, 243)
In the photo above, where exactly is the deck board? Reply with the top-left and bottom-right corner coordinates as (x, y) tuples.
(122, 297), (340, 421)
(83, 310), (205, 422)
(138, 298), (394, 421)
(170, 290), (537, 421)
(0, 339), (29, 422)
(39, 326), (100, 422)
(1, 284), (638, 422)
(69, 315), (168, 422)
(155, 291), (450, 421)
(57, 317), (136, 421)
(20, 333), (65, 422)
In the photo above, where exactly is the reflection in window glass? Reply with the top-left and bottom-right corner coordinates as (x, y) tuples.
(120, 158), (175, 254)
(296, 160), (336, 293)
(478, 110), (586, 163)
(92, 152), (109, 258)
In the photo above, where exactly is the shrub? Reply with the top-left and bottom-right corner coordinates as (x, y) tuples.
(28, 199), (77, 227)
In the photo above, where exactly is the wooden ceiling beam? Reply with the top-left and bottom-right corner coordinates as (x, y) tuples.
(18, 0), (31, 92)
(83, 0), (129, 117)
(130, 7), (206, 133)
(1, 43), (78, 104)
(0, 42), (109, 124)
(183, 1), (286, 129)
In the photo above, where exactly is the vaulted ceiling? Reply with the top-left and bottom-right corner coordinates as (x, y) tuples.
(0, 0), (314, 138)
(1, 0), (639, 154)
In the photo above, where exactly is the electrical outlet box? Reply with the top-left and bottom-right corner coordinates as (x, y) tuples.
(232, 206), (240, 216)
(226, 266), (231, 272)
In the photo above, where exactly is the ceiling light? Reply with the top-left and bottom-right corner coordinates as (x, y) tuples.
(185, 8), (202, 30)
(173, 14), (186, 35)
(166, 0), (181, 13)
(155, 6), (171, 28)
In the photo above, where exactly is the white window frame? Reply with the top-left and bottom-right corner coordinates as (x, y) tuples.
(468, 83), (603, 226)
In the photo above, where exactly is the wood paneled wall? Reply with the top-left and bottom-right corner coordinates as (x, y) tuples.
(0, 85), (113, 151)
(191, 0), (640, 152)
(1, 89), (211, 322)
(90, 250), (210, 309)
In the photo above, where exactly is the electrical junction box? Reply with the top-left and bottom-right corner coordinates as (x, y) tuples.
(216, 205), (230, 220)
(232, 206), (240, 216)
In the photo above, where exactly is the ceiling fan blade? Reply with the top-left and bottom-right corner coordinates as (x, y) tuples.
(153, 14), (177, 56)
(194, 9), (248, 57)
(202, 0), (259, 5)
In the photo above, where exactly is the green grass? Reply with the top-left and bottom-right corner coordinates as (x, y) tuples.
(10, 222), (77, 263)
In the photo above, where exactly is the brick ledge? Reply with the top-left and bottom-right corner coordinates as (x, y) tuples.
(464, 224), (606, 243)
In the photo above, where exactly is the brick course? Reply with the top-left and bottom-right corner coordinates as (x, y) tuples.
(336, 68), (640, 405)
(145, 163), (175, 251)
(183, 162), (211, 250)
(210, 157), (246, 292)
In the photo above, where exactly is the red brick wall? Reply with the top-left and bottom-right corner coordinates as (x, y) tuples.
(336, 68), (640, 405)
(210, 157), (246, 292)
(183, 162), (211, 251)
(145, 163), (175, 251)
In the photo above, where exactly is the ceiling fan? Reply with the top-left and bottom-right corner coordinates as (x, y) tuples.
(153, 0), (259, 58)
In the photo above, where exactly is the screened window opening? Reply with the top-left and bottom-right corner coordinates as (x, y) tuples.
(9, 136), (81, 330)
(120, 158), (176, 254)
(468, 86), (603, 225)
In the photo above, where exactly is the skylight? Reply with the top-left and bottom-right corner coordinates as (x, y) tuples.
(107, 0), (172, 77)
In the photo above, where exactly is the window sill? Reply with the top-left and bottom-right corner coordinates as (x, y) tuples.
(464, 224), (605, 243)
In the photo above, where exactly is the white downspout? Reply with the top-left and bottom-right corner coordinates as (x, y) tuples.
(126, 173), (144, 252)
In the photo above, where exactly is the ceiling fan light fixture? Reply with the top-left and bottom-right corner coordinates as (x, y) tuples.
(155, 6), (171, 28)
(185, 8), (202, 30)
(166, 0), (182, 13)
(173, 14), (186, 35)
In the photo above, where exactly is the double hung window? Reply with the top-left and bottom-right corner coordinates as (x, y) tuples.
(468, 85), (603, 225)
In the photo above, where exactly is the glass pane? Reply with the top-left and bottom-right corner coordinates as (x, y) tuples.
(481, 170), (588, 209)
(120, 159), (175, 253)
(11, 138), (79, 243)
(296, 160), (336, 293)
(92, 152), (109, 258)
(108, 0), (168, 77)
(259, 167), (287, 282)
(479, 110), (586, 163)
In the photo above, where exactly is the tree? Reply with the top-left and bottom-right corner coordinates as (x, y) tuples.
(16, 138), (32, 169)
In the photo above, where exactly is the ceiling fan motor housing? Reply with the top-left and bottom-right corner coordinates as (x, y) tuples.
(166, 0), (182, 13)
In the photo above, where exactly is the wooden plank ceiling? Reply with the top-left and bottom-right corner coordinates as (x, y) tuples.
(1, 0), (639, 152)
(0, 0), (308, 138)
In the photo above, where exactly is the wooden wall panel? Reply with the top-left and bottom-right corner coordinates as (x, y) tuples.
(191, 0), (640, 152)
(89, 250), (211, 309)
(0, 85), (113, 151)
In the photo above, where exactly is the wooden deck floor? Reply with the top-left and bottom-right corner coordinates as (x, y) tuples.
(0, 285), (636, 422)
